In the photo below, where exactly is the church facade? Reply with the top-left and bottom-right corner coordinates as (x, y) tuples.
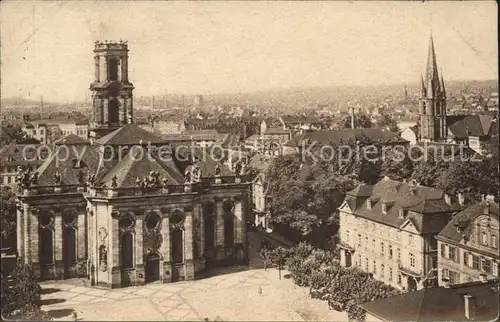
(15, 41), (251, 288)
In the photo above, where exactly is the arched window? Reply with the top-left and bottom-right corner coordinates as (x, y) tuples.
(63, 214), (77, 264)
(119, 217), (134, 269)
(224, 213), (234, 248)
(145, 213), (161, 230)
(204, 203), (215, 249)
(108, 99), (120, 124)
(39, 214), (54, 264)
(40, 229), (54, 264)
(171, 211), (184, 263)
(171, 229), (183, 263)
(108, 58), (119, 81)
(120, 232), (134, 269)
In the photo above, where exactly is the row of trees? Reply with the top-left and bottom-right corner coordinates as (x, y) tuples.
(261, 243), (400, 321)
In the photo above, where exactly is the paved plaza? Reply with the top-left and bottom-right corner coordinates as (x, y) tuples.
(39, 233), (348, 321)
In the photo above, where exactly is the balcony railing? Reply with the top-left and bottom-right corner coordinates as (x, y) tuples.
(18, 176), (250, 198)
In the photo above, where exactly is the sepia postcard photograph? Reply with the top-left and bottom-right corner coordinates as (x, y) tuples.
(0, 1), (498, 321)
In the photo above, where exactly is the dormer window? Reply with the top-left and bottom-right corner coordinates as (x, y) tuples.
(366, 199), (372, 210)
(382, 203), (387, 214)
(482, 232), (488, 245)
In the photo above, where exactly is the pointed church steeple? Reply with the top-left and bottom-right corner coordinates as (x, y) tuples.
(420, 74), (426, 98)
(426, 34), (440, 83)
(419, 33), (447, 143)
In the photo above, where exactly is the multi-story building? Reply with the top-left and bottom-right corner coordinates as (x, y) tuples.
(0, 144), (48, 187)
(22, 122), (48, 144)
(338, 177), (462, 291)
(436, 197), (499, 285)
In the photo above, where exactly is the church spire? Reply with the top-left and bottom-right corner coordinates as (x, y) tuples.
(440, 72), (446, 98)
(420, 74), (426, 98)
(425, 34), (441, 98)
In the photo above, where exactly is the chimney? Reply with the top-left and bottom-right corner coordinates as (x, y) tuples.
(445, 194), (451, 205)
(464, 294), (476, 320)
(479, 273), (487, 283)
(458, 193), (465, 206)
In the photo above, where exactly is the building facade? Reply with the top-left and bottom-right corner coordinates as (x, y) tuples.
(337, 177), (461, 291)
(436, 198), (499, 285)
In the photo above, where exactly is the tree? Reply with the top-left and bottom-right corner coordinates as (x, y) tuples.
(343, 114), (372, 129)
(376, 115), (400, 134)
(0, 123), (39, 147)
(1, 187), (17, 249)
(1, 261), (50, 320)
(267, 246), (289, 280)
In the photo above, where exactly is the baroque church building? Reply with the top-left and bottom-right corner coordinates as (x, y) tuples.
(15, 41), (251, 288)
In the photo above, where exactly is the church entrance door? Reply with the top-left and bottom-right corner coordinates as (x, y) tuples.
(145, 253), (160, 284)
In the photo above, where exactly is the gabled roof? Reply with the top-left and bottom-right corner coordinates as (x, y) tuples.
(99, 147), (184, 188)
(54, 134), (89, 145)
(0, 144), (48, 166)
(344, 178), (461, 233)
(35, 145), (105, 186)
(437, 200), (499, 245)
(96, 124), (167, 145)
(360, 279), (500, 322)
(446, 114), (495, 138)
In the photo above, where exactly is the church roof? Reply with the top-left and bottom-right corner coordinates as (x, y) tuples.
(98, 147), (184, 188)
(96, 124), (167, 145)
(35, 145), (105, 186)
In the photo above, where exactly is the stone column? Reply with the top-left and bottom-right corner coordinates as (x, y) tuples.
(234, 200), (243, 245)
(161, 214), (171, 283)
(215, 198), (225, 260)
(103, 100), (109, 125)
(77, 212), (86, 276)
(98, 56), (105, 83)
(135, 217), (144, 286)
(122, 96), (128, 124)
(17, 206), (24, 261)
(117, 58), (122, 82)
(129, 97), (134, 123)
(184, 206), (195, 280)
(122, 56), (128, 82)
(54, 214), (64, 279)
(197, 204), (205, 258)
(109, 214), (120, 288)
(29, 210), (39, 277)
(22, 205), (30, 263)
(95, 56), (100, 82)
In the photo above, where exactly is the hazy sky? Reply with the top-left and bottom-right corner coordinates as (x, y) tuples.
(1, 1), (498, 103)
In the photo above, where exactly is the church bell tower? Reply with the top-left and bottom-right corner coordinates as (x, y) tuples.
(90, 40), (134, 138)
(418, 35), (447, 142)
